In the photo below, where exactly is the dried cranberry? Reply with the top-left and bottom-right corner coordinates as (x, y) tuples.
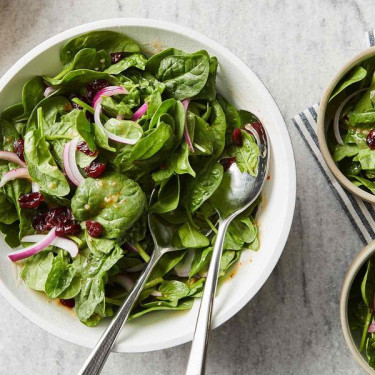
(232, 128), (243, 147)
(13, 139), (25, 162)
(18, 192), (44, 209)
(86, 220), (103, 237)
(110, 52), (125, 64)
(76, 141), (98, 157)
(220, 157), (236, 171)
(367, 129), (375, 150)
(45, 207), (73, 228)
(60, 299), (75, 308)
(32, 212), (48, 232)
(55, 221), (81, 237)
(84, 161), (106, 178)
(86, 79), (110, 103)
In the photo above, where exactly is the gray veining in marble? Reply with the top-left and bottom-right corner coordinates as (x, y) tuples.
(0, 0), (372, 374)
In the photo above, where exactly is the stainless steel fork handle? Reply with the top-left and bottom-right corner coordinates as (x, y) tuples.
(185, 218), (231, 375)
(78, 251), (161, 375)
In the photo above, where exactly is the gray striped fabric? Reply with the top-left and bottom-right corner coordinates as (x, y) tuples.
(292, 31), (375, 246)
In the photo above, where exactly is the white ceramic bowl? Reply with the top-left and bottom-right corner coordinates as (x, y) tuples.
(0, 18), (296, 352)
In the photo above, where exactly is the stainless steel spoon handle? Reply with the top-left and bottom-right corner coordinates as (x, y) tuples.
(185, 218), (231, 375)
(78, 252), (160, 375)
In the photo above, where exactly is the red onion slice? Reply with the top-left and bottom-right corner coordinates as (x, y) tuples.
(369, 322), (375, 333)
(43, 86), (57, 98)
(8, 227), (56, 262)
(63, 140), (84, 186)
(132, 103), (148, 121)
(113, 274), (134, 292)
(0, 168), (31, 188)
(94, 102), (141, 145)
(21, 234), (79, 258)
(31, 182), (40, 193)
(92, 86), (128, 108)
(182, 99), (194, 153)
(150, 290), (162, 297)
(333, 88), (368, 146)
(0, 151), (27, 168)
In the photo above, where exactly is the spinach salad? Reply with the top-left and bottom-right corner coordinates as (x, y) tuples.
(348, 256), (375, 369)
(329, 61), (375, 195)
(0, 31), (261, 326)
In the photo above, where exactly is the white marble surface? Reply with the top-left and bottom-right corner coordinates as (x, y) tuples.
(0, 0), (372, 374)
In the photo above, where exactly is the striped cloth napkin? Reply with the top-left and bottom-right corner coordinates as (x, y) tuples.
(292, 31), (375, 246)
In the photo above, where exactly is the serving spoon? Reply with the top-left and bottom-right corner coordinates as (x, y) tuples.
(78, 204), (186, 375)
(185, 122), (270, 375)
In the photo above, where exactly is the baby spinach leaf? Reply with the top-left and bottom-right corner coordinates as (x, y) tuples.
(158, 280), (190, 301)
(172, 141), (196, 177)
(22, 76), (45, 113)
(350, 175), (375, 194)
(217, 94), (241, 141)
(53, 48), (110, 80)
(227, 130), (259, 176)
(150, 251), (187, 280)
(184, 159), (223, 212)
(93, 122), (116, 152)
(0, 222), (21, 247)
(102, 96), (133, 119)
(131, 121), (173, 161)
(0, 193), (18, 225)
(333, 144), (360, 162)
(104, 118), (143, 145)
(178, 221), (209, 248)
(60, 31), (140, 65)
(349, 111), (375, 127)
(24, 109), (70, 196)
(193, 56), (218, 101)
(21, 252), (54, 291)
(129, 298), (193, 320)
(71, 172), (146, 239)
(75, 246), (123, 324)
(105, 53), (147, 75)
(45, 251), (77, 298)
(44, 69), (118, 88)
(330, 66), (367, 101)
(189, 246), (213, 277)
(86, 230), (116, 256)
(76, 110), (97, 151)
(207, 100), (226, 158)
(354, 149), (375, 170)
(150, 175), (180, 214)
(147, 48), (210, 100)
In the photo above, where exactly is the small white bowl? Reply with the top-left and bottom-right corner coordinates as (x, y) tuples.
(0, 18), (296, 352)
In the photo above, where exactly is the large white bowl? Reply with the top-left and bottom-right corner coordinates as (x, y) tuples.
(0, 19), (296, 352)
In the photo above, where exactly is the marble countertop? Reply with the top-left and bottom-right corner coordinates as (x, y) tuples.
(0, 0), (372, 374)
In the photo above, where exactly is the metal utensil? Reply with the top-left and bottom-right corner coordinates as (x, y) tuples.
(185, 122), (270, 375)
(78, 199), (185, 375)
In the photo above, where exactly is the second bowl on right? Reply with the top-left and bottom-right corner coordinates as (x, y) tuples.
(318, 48), (375, 203)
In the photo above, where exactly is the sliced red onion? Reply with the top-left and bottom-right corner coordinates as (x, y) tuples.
(43, 86), (57, 97)
(132, 103), (148, 121)
(181, 99), (194, 153)
(8, 228), (56, 262)
(174, 249), (195, 278)
(113, 274), (134, 292)
(21, 234), (79, 258)
(333, 88), (368, 146)
(92, 86), (128, 108)
(123, 242), (138, 253)
(150, 290), (162, 297)
(0, 151), (27, 168)
(369, 323), (375, 333)
(0, 168), (31, 188)
(126, 263), (145, 272)
(63, 139), (84, 186)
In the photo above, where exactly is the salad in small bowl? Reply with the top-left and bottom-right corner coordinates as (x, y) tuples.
(319, 49), (375, 202)
(0, 29), (262, 327)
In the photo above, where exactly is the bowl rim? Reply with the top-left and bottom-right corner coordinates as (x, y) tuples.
(0, 17), (296, 351)
(317, 47), (375, 204)
(340, 240), (375, 375)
